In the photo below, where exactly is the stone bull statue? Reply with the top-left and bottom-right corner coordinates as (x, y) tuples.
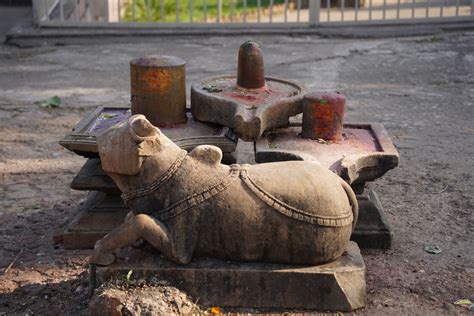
(90, 115), (358, 266)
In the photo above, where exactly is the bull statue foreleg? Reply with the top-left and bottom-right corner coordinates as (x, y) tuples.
(90, 213), (189, 266)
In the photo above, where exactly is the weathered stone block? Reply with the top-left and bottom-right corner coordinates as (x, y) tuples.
(93, 242), (366, 312)
(63, 191), (127, 249)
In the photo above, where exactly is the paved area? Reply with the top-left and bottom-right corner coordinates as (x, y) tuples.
(0, 31), (473, 314)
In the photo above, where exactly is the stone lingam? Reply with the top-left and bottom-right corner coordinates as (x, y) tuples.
(191, 41), (305, 141)
(90, 114), (366, 311)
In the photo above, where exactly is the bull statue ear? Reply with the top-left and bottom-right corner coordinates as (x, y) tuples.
(129, 114), (161, 156)
(128, 114), (160, 142)
(189, 145), (223, 165)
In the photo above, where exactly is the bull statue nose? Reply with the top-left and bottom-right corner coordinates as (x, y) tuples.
(129, 114), (159, 141)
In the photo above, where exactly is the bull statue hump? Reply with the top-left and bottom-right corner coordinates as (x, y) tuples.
(90, 114), (358, 266)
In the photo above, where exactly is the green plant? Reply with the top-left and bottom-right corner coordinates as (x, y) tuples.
(123, 0), (286, 23)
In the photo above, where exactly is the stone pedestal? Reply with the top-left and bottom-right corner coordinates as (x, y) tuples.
(191, 76), (305, 141)
(352, 187), (392, 249)
(92, 241), (366, 312)
(191, 42), (305, 141)
(59, 107), (238, 158)
(63, 191), (127, 249)
(255, 122), (399, 187)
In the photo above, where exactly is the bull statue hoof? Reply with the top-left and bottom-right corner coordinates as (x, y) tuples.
(90, 242), (116, 266)
(90, 114), (358, 266)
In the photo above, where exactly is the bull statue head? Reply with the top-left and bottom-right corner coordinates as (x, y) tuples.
(97, 114), (162, 176)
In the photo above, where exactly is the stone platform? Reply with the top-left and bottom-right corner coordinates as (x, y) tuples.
(92, 241), (366, 312)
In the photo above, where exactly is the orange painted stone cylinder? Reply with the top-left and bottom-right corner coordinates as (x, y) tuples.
(301, 92), (346, 142)
(130, 55), (187, 127)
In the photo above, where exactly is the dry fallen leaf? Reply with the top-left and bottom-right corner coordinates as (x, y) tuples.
(424, 244), (442, 254)
(210, 306), (221, 314)
(454, 299), (473, 306)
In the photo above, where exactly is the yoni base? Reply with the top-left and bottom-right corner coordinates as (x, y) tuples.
(91, 242), (366, 312)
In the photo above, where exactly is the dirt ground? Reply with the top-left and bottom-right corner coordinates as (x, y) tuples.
(0, 31), (473, 315)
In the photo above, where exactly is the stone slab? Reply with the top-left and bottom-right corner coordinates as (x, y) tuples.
(63, 191), (128, 249)
(70, 159), (120, 194)
(60, 106), (238, 158)
(92, 241), (366, 312)
(63, 187), (392, 249)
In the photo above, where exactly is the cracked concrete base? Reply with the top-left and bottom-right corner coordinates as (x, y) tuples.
(92, 241), (366, 312)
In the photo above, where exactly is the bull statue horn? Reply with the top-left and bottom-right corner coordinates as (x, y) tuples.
(129, 114), (159, 142)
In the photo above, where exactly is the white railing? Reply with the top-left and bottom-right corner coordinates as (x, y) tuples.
(33, 0), (474, 26)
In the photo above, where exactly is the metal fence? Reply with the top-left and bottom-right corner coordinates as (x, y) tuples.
(33, 0), (474, 26)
